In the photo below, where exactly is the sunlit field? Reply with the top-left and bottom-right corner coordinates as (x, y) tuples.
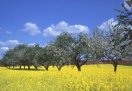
(0, 64), (132, 91)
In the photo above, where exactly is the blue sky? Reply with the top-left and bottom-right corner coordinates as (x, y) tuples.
(0, 0), (124, 58)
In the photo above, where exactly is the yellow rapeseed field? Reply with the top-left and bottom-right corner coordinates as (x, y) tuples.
(0, 64), (132, 91)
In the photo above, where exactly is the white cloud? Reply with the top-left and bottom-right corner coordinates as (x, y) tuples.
(0, 40), (44, 59)
(0, 40), (22, 48)
(43, 27), (61, 37)
(0, 47), (9, 59)
(98, 18), (118, 31)
(0, 47), (9, 52)
(27, 43), (45, 48)
(0, 40), (22, 59)
(5, 31), (11, 34)
(0, 27), (11, 34)
(43, 21), (89, 37)
(28, 43), (36, 46)
(22, 22), (41, 36)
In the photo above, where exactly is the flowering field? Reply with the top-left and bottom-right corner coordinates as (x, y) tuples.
(0, 64), (132, 91)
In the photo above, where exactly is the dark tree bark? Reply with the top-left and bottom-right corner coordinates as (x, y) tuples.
(74, 54), (82, 71)
(34, 66), (38, 70)
(28, 65), (30, 70)
(75, 59), (87, 71)
(45, 67), (49, 71)
(44, 65), (49, 71)
(24, 65), (25, 70)
(77, 65), (81, 71)
(76, 60), (87, 71)
(114, 64), (117, 72)
(20, 65), (21, 70)
(57, 66), (62, 71)
(113, 61), (118, 73)
(57, 62), (68, 71)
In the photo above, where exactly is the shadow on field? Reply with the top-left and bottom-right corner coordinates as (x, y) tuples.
(9, 68), (46, 71)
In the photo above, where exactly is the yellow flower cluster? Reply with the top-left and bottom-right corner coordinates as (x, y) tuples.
(0, 64), (132, 91)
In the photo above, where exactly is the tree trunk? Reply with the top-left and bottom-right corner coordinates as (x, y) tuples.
(28, 66), (30, 70)
(24, 65), (25, 70)
(114, 64), (117, 73)
(77, 65), (81, 71)
(74, 56), (82, 71)
(56, 66), (62, 71)
(44, 66), (49, 71)
(20, 65), (21, 70)
(113, 61), (118, 73)
(34, 66), (38, 70)
(58, 67), (62, 71)
(13, 66), (14, 69)
(45, 67), (49, 71)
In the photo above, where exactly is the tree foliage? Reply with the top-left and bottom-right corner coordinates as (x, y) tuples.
(0, 0), (131, 72)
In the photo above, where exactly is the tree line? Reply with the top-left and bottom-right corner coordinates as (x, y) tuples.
(0, 1), (132, 72)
